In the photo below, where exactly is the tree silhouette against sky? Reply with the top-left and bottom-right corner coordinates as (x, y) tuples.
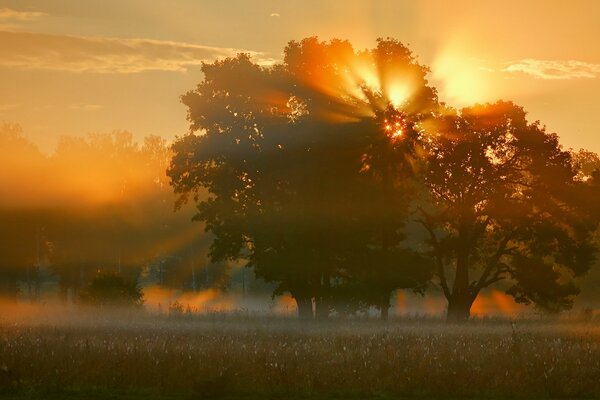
(419, 101), (598, 321)
(169, 37), (600, 320)
(169, 38), (439, 319)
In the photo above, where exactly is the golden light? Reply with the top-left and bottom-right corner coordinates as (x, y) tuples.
(352, 63), (416, 111)
(471, 290), (522, 316)
(269, 41), (427, 130)
(143, 286), (241, 313)
(432, 40), (494, 107)
(382, 112), (408, 141)
(385, 121), (403, 138)
(386, 82), (411, 108)
(272, 294), (297, 315)
(353, 61), (381, 93)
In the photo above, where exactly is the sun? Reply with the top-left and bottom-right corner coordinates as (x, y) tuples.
(382, 109), (409, 141)
(384, 121), (403, 139)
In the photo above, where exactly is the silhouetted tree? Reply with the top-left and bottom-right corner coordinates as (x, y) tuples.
(570, 149), (600, 306)
(571, 148), (600, 182)
(169, 37), (437, 319)
(419, 101), (599, 321)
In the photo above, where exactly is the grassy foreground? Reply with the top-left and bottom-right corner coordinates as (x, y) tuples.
(0, 314), (599, 399)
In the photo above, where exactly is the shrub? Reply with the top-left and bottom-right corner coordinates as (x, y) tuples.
(79, 271), (143, 307)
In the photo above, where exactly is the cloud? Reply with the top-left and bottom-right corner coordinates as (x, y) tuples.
(270, 13), (280, 17)
(0, 8), (46, 21)
(0, 31), (269, 73)
(0, 103), (20, 112)
(255, 57), (279, 66)
(69, 103), (104, 112)
(504, 59), (600, 80)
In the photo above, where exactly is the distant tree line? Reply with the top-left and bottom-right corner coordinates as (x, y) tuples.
(168, 37), (600, 321)
(0, 126), (234, 306)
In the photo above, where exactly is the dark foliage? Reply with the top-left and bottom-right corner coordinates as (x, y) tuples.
(79, 272), (143, 307)
(169, 38), (439, 319)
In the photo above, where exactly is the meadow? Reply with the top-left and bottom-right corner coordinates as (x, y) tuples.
(0, 309), (599, 399)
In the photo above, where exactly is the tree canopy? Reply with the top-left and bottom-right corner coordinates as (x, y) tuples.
(169, 37), (600, 320)
(169, 38), (439, 318)
(420, 101), (598, 320)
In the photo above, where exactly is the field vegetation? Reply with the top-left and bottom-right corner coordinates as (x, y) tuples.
(1, 310), (599, 399)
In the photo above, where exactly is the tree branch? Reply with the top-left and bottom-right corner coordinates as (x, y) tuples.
(469, 215), (491, 246)
(417, 207), (451, 300)
(473, 230), (516, 291)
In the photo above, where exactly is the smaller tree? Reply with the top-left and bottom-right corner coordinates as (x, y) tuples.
(79, 271), (144, 308)
(419, 101), (599, 321)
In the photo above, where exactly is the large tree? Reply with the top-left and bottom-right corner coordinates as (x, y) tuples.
(169, 38), (437, 318)
(419, 101), (599, 321)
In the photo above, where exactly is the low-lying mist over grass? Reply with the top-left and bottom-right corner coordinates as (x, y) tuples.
(1, 311), (600, 399)
(1, 297), (599, 399)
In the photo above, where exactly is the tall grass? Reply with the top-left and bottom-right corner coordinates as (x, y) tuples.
(0, 313), (599, 398)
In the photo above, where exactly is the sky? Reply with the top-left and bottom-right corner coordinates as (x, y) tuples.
(0, 0), (599, 153)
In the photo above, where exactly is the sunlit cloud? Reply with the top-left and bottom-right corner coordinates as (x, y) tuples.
(0, 8), (46, 21)
(504, 59), (600, 80)
(0, 31), (269, 73)
(255, 57), (279, 67)
(270, 12), (280, 17)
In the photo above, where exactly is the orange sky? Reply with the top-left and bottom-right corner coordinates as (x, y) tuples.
(0, 0), (599, 153)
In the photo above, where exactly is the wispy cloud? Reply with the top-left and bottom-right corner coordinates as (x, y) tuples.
(270, 13), (280, 17)
(0, 31), (269, 73)
(0, 8), (46, 21)
(504, 59), (600, 80)
(69, 103), (104, 112)
(0, 103), (20, 112)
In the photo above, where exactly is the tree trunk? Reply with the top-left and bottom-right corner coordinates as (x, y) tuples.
(295, 296), (314, 320)
(315, 297), (330, 320)
(379, 294), (391, 321)
(447, 237), (473, 322)
(59, 283), (68, 303)
(446, 292), (474, 322)
(380, 303), (389, 321)
(315, 272), (331, 320)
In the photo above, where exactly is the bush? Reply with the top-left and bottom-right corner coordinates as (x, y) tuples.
(79, 271), (143, 307)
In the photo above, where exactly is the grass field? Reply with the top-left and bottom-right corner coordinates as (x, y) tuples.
(0, 311), (599, 399)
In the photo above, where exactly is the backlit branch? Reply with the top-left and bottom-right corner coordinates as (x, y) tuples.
(417, 206), (451, 299)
